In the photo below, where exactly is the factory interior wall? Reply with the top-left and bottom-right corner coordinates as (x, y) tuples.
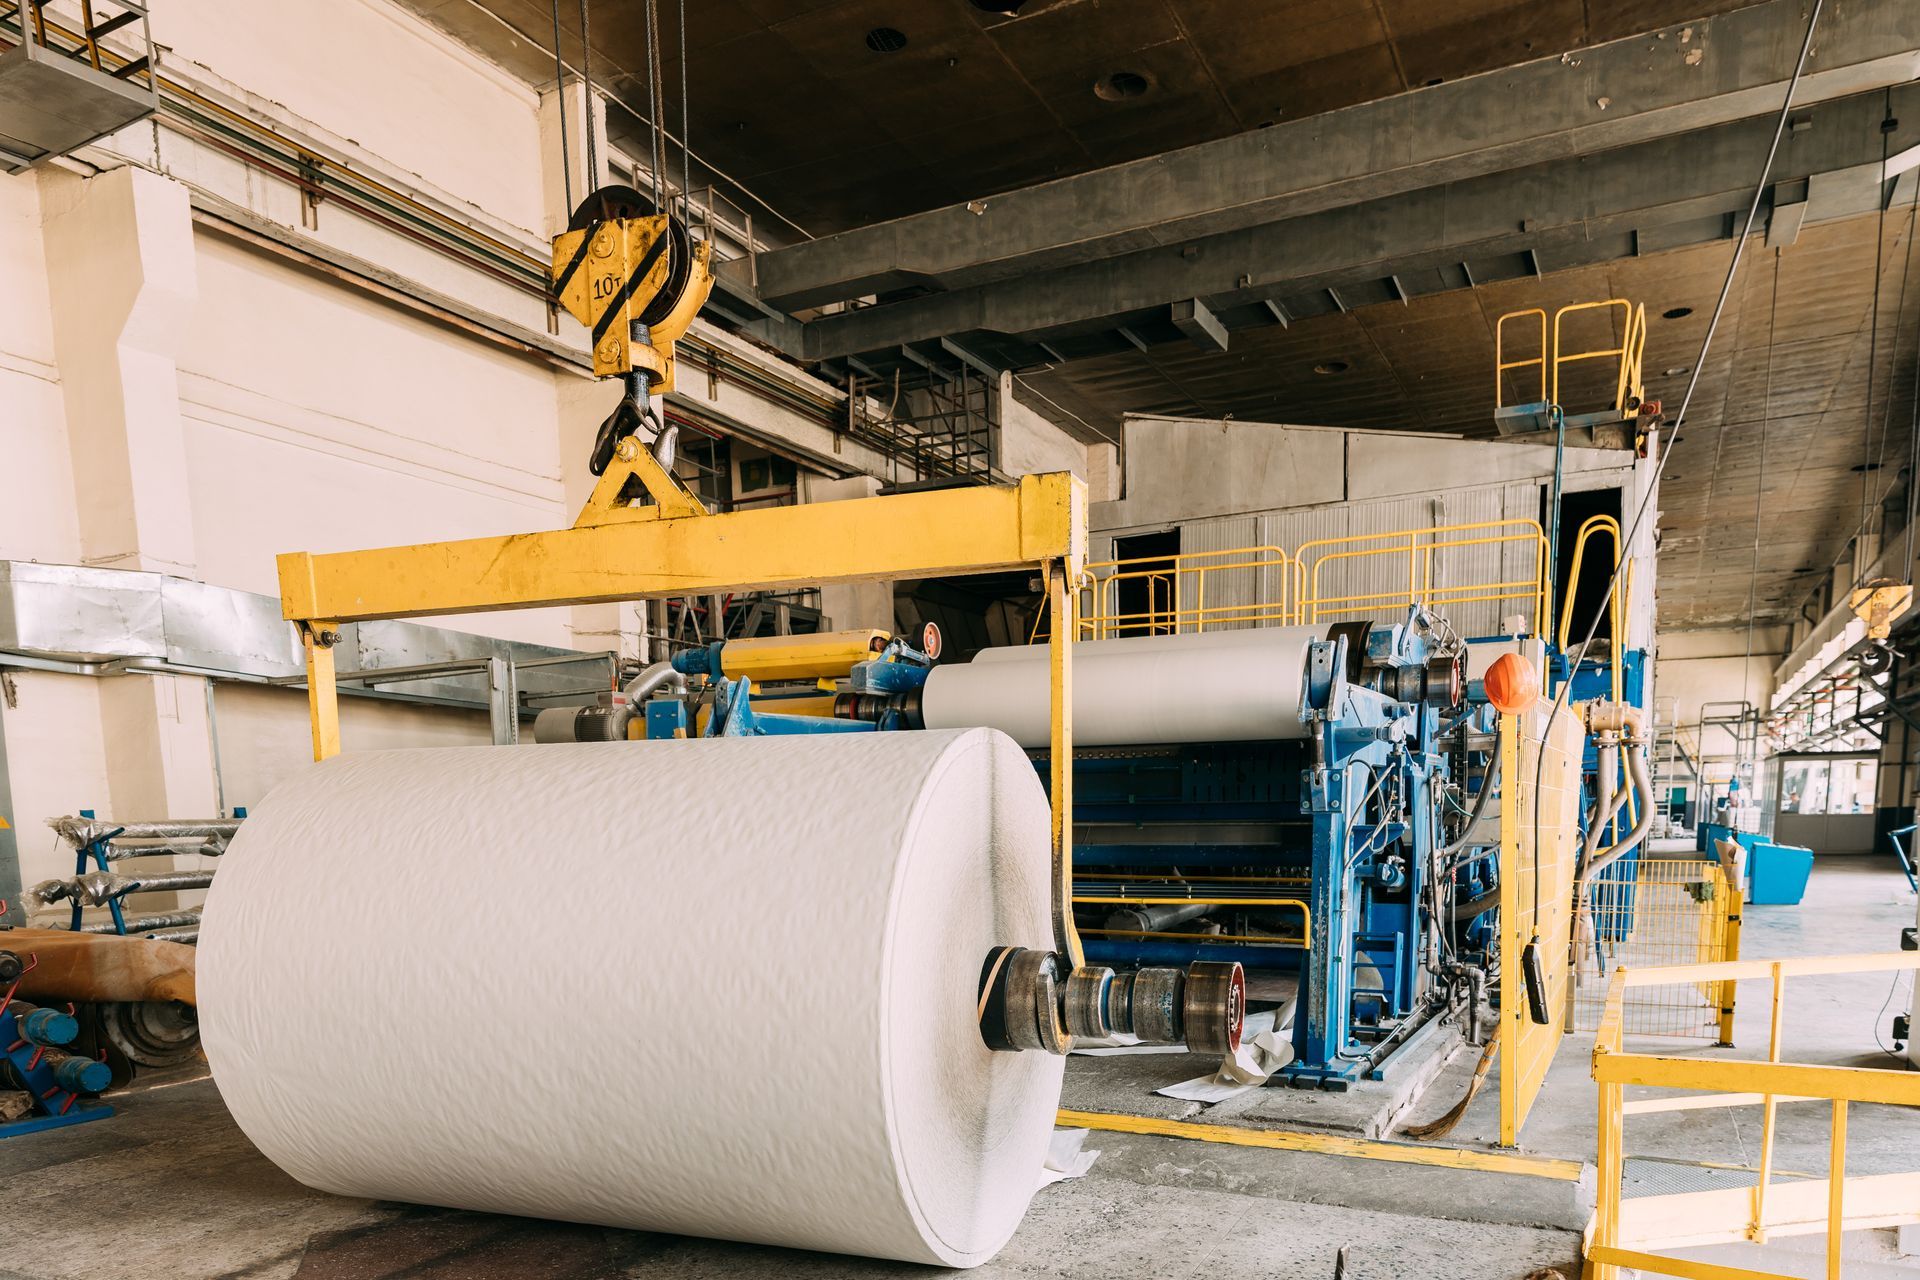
(0, 0), (1131, 914)
(998, 373), (1102, 494)
(1654, 628), (1786, 739)
(1089, 417), (1648, 644)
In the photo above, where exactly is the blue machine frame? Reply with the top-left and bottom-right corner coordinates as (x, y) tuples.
(654, 614), (1474, 1089)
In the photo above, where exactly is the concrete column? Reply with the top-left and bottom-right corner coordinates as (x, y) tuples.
(804, 475), (894, 633)
(37, 164), (219, 873)
(39, 165), (199, 576)
(97, 674), (218, 820)
(96, 671), (222, 913)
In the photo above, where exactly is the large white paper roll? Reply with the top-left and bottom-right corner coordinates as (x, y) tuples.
(198, 728), (1062, 1267)
(921, 626), (1327, 748)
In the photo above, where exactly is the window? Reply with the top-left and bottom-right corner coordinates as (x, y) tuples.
(1778, 757), (1876, 815)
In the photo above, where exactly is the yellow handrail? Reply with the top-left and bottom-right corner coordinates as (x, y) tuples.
(1495, 307), (1548, 408)
(1076, 546), (1292, 640)
(1550, 298), (1646, 417)
(1588, 952), (1920, 1280)
(1294, 519), (1551, 633)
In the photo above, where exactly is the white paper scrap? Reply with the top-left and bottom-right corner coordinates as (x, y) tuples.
(1153, 1003), (1295, 1104)
(1036, 1128), (1100, 1190)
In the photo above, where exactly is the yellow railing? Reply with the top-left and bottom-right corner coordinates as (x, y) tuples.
(1031, 524), (1553, 642)
(1075, 546), (1293, 639)
(1553, 298), (1646, 416)
(1495, 298), (1647, 419)
(1496, 307), (1548, 408)
(1294, 519), (1552, 633)
(1588, 953), (1920, 1280)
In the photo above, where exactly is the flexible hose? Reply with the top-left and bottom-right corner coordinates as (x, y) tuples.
(1582, 737), (1656, 880)
(623, 658), (685, 704)
(1438, 721), (1502, 860)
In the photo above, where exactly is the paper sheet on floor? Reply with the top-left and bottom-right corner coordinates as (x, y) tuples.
(1036, 1128), (1100, 1190)
(1153, 1003), (1294, 1104)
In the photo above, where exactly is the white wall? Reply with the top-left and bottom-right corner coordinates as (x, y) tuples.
(0, 173), (80, 566)
(1653, 627), (1786, 765)
(177, 231), (572, 645)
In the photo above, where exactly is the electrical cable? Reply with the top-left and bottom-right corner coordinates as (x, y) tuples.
(549, 0), (572, 213)
(1872, 967), (1911, 1061)
(1904, 165), (1920, 578)
(1872, 122), (1919, 487)
(1529, 0), (1825, 890)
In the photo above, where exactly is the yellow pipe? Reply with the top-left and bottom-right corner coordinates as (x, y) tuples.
(1079, 927), (1306, 947)
(718, 629), (887, 682)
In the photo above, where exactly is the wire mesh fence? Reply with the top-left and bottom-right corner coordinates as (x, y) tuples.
(1571, 857), (1738, 1039)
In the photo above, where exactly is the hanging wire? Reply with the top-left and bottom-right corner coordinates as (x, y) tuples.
(1741, 251), (1783, 712)
(1863, 91), (1895, 525)
(1531, 0), (1824, 875)
(642, 0), (663, 210)
(1875, 150), (1920, 492)
(679, 0), (691, 224)
(549, 0), (572, 213)
(577, 0), (597, 188)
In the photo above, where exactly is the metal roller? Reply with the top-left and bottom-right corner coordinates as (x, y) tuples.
(1128, 967), (1187, 1043)
(1063, 966), (1114, 1040)
(1182, 961), (1246, 1056)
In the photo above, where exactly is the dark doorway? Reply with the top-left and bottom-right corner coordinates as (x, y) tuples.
(1550, 487), (1621, 649)
(1113, 528), (1181, 636)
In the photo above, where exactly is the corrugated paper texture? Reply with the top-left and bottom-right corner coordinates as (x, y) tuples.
(199, 728), (1062, 1267)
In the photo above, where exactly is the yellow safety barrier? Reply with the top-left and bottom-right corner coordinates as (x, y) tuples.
(1037, 520), (1551, 644)
(1076, 545), (1293, 639)
(1294, 519), (1552, 634)
(1497, 704), (1584, 1146)
(1588, 953), (1920, 1280)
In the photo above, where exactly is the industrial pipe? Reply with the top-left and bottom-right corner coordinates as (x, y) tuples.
(533, 659), (687, 743)
(1582, 735), (1656, 879)
(50, 818), (241, 847)
(76, 910), (203, 936)
(1100, 903), (1214, 933)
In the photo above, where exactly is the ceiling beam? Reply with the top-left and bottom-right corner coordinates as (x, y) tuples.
(790, 89), (1919, 364)
(1170, 299), (1228, 352)
(721, 0), (1920, 313)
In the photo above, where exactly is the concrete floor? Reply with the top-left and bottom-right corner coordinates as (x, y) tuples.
(3, 858), (1914, 1279)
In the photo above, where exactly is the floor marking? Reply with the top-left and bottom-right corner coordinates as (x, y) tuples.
(1057, 1108), (1586, 1181)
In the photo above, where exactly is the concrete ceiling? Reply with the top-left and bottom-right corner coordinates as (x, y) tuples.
(1014, 205), (1920, 630)
(421, 0), (1757, 236)
(401, 0), (1920, 632)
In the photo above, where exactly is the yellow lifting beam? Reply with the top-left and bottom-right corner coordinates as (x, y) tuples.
(278, 468), (1088, 966)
